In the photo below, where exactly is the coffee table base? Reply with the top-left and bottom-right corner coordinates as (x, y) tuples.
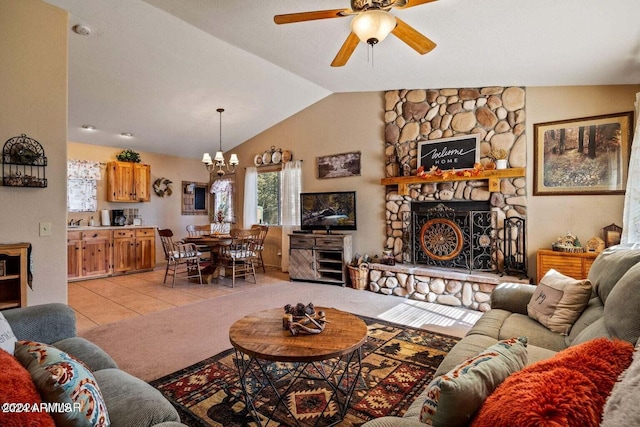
(233, 349), (363, 427)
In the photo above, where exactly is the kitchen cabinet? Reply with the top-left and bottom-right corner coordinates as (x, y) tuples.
(68, 227), (156, 281)
(0, 243), (29, 309)
(289, 234), (352, 286)
(107, 161), (151, 202)
(67, 230), (112, 280)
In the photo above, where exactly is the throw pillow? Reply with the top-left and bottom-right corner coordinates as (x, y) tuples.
(0, 348), (56, 427)
(471, 338), (634, 427)
(527, 269), (592, 335)
(601, 343), (640, 427)
(419, 336), (528, 426)
(0, 312), (17, 355)
(14, 341), (110, 427)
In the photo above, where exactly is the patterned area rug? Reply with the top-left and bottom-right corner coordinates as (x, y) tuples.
(150, 315), (460, 427)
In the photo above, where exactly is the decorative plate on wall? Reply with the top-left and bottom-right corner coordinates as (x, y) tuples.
(254, 154), (263, 166)
(282, 150), (292, 163)
(272, 151), (282, 164)
(262, 151), (271, 165)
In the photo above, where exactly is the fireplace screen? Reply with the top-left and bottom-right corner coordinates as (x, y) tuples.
(411, 203), (495, 272)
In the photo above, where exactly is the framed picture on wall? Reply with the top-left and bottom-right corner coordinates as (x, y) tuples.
(533, 111), (633, 195)
(602, 223), (623, 248)
(317, 151), (361, 179)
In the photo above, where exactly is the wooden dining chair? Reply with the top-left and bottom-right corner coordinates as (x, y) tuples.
(186, 224), (213, 260)
(219, 228), (261, 287)
(158, 228), (204, 287)
(250, 224), (269, 273)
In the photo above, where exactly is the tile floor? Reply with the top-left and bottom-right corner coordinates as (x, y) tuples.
(68, 266), (288, 333)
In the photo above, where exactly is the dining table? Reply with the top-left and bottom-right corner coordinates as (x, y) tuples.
(182, 234), (232, 283)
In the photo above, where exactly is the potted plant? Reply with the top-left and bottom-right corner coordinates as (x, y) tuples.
(491, 149), (508, 169)
(116, 149), (141, 163)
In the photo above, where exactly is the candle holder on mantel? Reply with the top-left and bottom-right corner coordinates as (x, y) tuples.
(503, 217), (528, 279)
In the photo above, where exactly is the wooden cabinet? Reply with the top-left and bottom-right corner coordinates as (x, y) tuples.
(536, 249), (599, 282)
(135, 228), (156, 270)
(82, 230), (111, 277)
(289, 234), (353, 286)
(68, 227), (156, 281)
(112, 229), (136, 273)
(107, 161), (151, 202)
(0, 243), (29, 309)
(67, 230), (112, 280)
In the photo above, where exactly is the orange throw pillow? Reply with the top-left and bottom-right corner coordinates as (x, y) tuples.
(0, 349), (56, 427)
(471, 338), (634, 427)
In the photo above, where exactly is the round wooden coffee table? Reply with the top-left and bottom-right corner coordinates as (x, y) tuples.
(229, 307), (368, 426)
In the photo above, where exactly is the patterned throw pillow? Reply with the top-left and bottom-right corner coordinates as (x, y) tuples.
(419, 337), (528, 426)
(527, 269), (592, 335)
(0, 312), (17, 355)
(14, 340), (110, 427)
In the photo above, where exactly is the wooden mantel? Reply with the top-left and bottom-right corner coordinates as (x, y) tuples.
(381, 167), (525, 195)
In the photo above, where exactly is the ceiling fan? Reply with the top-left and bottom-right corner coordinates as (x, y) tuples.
(274, 0), (437, 67)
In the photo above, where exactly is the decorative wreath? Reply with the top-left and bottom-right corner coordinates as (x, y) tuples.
(153, 178), (173, 197)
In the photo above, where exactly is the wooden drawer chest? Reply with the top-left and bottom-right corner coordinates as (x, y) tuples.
(536, 249), (598, 282)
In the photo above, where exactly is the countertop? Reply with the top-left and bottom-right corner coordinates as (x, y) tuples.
(67, 225), (156, 231)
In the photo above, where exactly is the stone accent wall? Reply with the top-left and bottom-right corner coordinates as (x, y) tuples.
(384, 87), (527, 269)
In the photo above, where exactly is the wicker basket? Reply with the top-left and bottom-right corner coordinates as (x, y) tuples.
(348, 264), (369, 290)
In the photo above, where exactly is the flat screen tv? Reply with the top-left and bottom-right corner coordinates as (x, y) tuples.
(300, 191), (357, 233)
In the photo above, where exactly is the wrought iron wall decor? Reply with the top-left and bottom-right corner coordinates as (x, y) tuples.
(2, 134), (47, 187)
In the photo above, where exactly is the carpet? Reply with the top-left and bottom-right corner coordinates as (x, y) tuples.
(150, 315), (460, 427)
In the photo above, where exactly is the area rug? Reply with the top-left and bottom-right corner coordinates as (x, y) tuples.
(150, 315), (460, 427)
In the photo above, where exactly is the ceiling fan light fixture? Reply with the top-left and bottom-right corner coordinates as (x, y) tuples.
(351, 10), (397, 45)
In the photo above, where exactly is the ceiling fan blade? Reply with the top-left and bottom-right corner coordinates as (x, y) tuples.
(331, 32), (360, 67)
(391, 17), (436, 55)
(394, 0), (438, 9)
(274, 9), (351, 25)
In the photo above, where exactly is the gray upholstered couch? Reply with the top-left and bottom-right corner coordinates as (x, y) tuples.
(3, 303), (187, 427)
(363, 244), (640, 427)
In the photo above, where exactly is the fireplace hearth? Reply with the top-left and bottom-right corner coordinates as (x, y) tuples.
(409, 202), (495, 272)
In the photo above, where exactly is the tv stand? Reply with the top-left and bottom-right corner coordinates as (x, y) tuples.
(289, 234), (352, 286)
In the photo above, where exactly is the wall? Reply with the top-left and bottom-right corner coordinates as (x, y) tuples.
(233, 86), (640, 280)
(231, 92), (386, 265)
(526, 85), (640, 279)
(0, 0), (68, 305)
(68, 142), (211, 263)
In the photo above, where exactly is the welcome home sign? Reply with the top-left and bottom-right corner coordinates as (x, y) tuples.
(418, 134), (480, 170)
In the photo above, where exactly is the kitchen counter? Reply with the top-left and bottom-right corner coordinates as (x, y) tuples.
(67, 225), (156, 231)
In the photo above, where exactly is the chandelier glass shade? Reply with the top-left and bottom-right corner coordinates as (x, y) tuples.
(202, 108), (239, 176)
(350, 9), (397, 45)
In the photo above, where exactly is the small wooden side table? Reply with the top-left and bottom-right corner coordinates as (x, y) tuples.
(536, 249), (599, 283)
(229, 307), (368, 426)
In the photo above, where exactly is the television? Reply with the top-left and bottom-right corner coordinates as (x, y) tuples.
(300, 191), (357, 233)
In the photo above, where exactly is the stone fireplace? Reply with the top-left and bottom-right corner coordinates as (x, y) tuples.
(368, 86), (530, 311)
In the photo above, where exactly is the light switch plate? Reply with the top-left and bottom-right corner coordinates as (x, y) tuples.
(39, 222), (51, 236)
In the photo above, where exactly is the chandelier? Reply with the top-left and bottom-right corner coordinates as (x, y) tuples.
(202, 108), (239, 176)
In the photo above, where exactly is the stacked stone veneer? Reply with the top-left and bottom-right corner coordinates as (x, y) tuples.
(374, 87), (528, 309)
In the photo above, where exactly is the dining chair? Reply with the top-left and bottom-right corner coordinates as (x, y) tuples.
(219, 228), (261, 287)
(186, 224), (212, 260)
(250, 224), (269, 273)
(158, 228), (204, 287)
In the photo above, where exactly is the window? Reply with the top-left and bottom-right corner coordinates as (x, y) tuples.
(211, 175), (236, 223)
(257, 170), (281, 225)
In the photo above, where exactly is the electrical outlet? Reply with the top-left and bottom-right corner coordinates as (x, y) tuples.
(39, 222), (51, 236)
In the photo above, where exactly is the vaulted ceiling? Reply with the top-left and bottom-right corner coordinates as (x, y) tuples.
(44, 0), (640, 159)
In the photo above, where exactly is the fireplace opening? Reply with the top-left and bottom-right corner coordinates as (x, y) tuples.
(409, 201), (495, 272)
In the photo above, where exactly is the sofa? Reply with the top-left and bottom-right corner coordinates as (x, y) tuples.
(1, 302), (187, 427)
(363, 244), (640, 427)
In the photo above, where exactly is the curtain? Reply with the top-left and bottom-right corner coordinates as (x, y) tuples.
(622, 93), (640, 244)
(281, 160), (303, 272)
(67, 160), (103, 212)
(244, 167), (258, 228)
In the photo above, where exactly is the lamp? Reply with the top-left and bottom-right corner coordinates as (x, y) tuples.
(202, 108), (239, 176)
(350, 9), (397, 46)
